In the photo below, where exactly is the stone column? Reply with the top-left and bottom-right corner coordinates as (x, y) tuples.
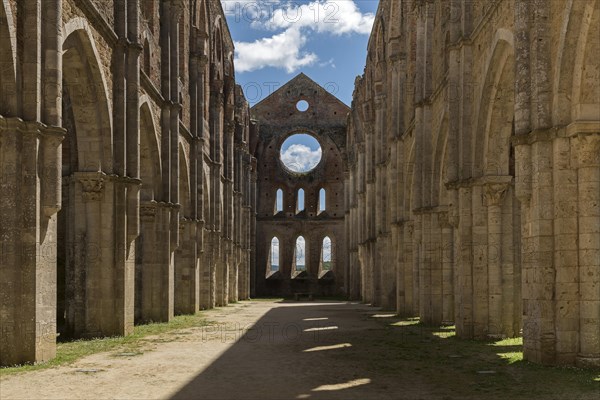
(485, 182), (510, 337)
(0, 119), (63, 366)
(455, 186), (473, 338)
(576, 131), (600, 367)
(175, 218), (200, 315)
(137, 201), (174, 322)
(471, 184), (489, 338)
(439, 212), (455, 325)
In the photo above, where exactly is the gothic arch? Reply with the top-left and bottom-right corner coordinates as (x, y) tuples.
(0, 0), (16, 116)
(139, 99), (162, 201)
(62, 18), (113, 172)
(473, 30), (515, 177)
(179, 143), (192, 218)
(405, 138), (416, 216)
(202, 165), (210, 224)
(431, 110), (450, 204)
(570, 0), (600, 121)
(211, 18), (225, 80)
(553, 0), (599, 124)
(194, 0), (209, 35)
(389, 0), (402, 38)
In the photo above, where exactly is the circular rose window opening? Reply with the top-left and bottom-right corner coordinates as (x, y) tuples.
(296, 100), (309, 112)
(280, 134), (322, 173)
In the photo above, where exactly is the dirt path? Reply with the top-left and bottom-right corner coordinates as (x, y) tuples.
(1, 300), (597, 400)
(0, 301), (419, 400)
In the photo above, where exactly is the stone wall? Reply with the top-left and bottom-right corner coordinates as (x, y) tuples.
(0, 0), (255, 366)
(346, 0), (599, 367)
(251, 74), (349, 298)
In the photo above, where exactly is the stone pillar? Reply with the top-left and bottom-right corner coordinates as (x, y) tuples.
(0, 119), (64, 366)
(456, 186), (473, 338)
(175, 219), (200, 315)
(575, 130), (600, 367)
(61, 173), (133, 337)
(439, 212), (455, 325)
(137, 201), (174, 322)
(471, 184), (488, 338)
(419, 213), (432, 323)
(412, 218), (421, 317)
(485, 182), (510, 337)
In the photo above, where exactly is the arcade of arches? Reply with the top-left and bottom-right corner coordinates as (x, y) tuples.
(0, 0), (598, 370)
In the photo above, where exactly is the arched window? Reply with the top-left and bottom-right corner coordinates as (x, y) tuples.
(318, 188), (326, 213)
(143, 39), (151, 76)
(269, 237), (280, 272)
(443, 32), (450, 75)
(142, 0), (155, 26)
(322, 236), (333, 271)
(297, 189), (305, 212)
(294, 236), (306, 271)
(179, 22), (186, 81)
(275, 189), (283, 214)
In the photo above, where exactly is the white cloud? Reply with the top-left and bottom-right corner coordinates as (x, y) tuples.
(296, 236), (306, 266)
(222, 0), (282, 18)
(235, 27), (317, 73)
(258, 1), (375, 36)
(280, 143), (322, 172)
(230, 0), (374, 73)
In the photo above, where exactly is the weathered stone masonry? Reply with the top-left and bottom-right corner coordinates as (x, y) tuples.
(251, 74), (349, 298)
(346, 0), (599, 367)
(0, 0), (256, 366)
(0, 0), (598, 372)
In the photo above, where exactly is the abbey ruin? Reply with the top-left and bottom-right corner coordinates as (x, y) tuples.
(0, 0), (598, 372)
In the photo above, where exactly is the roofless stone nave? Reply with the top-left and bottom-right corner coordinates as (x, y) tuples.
(0, 0), (598, 369)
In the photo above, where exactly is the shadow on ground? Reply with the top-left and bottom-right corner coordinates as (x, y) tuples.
(171, 301), (600, 400)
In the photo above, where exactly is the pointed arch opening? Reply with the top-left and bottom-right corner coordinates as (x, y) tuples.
(269, 237), (280, 273)
(275, 188), (283, 214)
(142, 38), (151, 76)
(297, 189), (305, 213)
(139, 102), (161, 201)
(57, 21), (114, 337)
(179, 145), (192, 218)
(293, 236), (306, 272)
(318, 188), (326, 213)
(0, 0), (16, 116)
(321, 236), (333, 272)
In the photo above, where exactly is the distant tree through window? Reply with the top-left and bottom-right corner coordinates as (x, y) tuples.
(322, 236), (332, 271)
(295, 236), (306, 271)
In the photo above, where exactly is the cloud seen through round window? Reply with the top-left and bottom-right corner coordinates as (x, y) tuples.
(280, 134), (322, 173)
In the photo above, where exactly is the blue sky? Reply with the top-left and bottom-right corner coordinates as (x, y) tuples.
(222, 0), (380, 106)
(280, 133), (321, 172)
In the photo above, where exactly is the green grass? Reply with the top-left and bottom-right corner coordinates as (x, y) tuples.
(0, 313), (216, 376)
(347, 315), (600, 399)
(248, 297), (286, 302)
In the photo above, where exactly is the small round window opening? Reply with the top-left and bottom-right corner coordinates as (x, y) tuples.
(296, 100), (309, 112)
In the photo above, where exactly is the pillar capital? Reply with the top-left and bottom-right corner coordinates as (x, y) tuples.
(484, 183), (510, 207)
(77, 172), (106, 202)
(438, 211), (454, 229)
(140, 201), (158, 221)
(577, 132), (600, 167)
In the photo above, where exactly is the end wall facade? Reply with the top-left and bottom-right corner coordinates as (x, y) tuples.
(252, 74), (349, 298)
